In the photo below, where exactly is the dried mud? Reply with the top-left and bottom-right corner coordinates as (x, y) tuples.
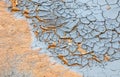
(0, 1), (82, 77)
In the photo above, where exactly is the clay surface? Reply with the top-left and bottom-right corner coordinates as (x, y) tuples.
(0, 1), (82, 77)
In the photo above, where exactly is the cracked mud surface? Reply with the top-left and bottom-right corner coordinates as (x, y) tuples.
(0, 1), (82, 77)
(4, 0), (120, 77)
(8, 0), (120, 65)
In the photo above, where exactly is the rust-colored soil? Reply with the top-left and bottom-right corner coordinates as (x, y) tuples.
(0, 1), (81, 77)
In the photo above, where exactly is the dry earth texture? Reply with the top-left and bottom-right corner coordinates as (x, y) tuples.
(0, 1), (82, 77)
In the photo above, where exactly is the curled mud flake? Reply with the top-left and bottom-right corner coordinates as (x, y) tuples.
(69, 63), (82, 66)
(46, 26), (56, 31)
(91, 54), (101, 63)
(11, 7), (20, 12)
(40, 26), (56, 33)
(60, 37), (73, 45)
(78, 51), (94, 56)
(24, 14), (32, 18)
(77, 43), (87, 55)
(23, 9), (29, 14)
(35, 16), (46, 22)
(58, 54), (68, 65)
(104, 54), (110, 61)
(34, 31), (39, 38)
(10, 0), (18, 7)
(9, 0), (20, 12)
(23, 9), (30, 18)
(40, 26), (48, 33)
(60, 37), (72, 40)
(48, 42), (56, 49)
(87, 52), (101, 63)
